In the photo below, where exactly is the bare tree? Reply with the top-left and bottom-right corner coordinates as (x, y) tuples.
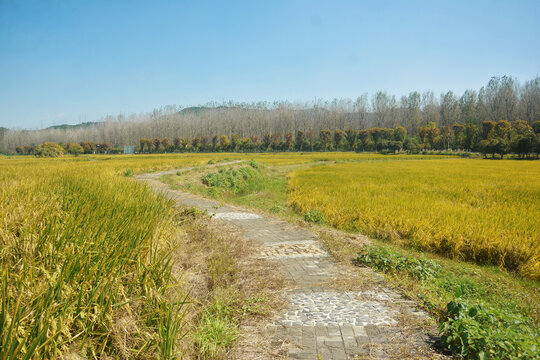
(520, 76), (540, 124)
(372, 91), (390, 127)
(422, 91), (440, 127)
(3, 75), (539, 152)
(440, 91), (459, 127)
(459, 89), (477, 123)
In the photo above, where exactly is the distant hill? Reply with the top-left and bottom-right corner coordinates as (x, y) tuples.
(46, 121), (100, 131)
(178, 106), (234, 114)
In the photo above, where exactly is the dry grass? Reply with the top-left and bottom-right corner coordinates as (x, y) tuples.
(162, 207), (286, 360)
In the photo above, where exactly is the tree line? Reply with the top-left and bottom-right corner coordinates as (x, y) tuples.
(17, 120), (540, 159)
(132, 119), (540, 158)
(2, 75), (539, 154)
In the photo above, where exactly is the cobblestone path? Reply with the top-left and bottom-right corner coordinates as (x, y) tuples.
(138, 166), (444, 359)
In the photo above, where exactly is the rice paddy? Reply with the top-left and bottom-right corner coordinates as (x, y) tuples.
(288, 159), (540, 279)
(1, 152), (538, 359)
(0, 160), (186, 358)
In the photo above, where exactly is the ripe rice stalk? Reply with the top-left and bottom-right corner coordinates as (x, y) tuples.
(288, 159), (540, 279)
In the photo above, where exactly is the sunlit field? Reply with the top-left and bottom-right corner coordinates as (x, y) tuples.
(158, 152), (539, 359)
(288, 159), (540, 278)
(1, 152), (379, 357)
(0, 159), (189, 357)
(0, 151), (451, 173)
(2, 152), (539, 358)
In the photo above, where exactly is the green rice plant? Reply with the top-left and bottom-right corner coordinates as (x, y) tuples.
(158, 299), (189, 360)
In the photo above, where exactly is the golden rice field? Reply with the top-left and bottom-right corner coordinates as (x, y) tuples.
(0, 152), (360, 358)
(2, 152), (538, 358)
(288, 159), (540, 279)
(0, 159), (188, 358)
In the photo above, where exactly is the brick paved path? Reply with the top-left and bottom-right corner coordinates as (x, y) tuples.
(138, 166), (444, 359)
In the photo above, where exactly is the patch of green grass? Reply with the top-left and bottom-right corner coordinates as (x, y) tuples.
(354, 244), (539, 359)
(269, 201), (286, 214)
(161, 162), (298, 218)
(248, 159), (259, 168)
(201, 166), (266, 196)
(240, 296), (268, 316)
(193, 288), (239, 359)
(304, 209), (327, 224)
(356, 245), (440, 280)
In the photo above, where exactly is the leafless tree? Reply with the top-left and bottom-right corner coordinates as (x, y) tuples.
(2, 76), (539, 152)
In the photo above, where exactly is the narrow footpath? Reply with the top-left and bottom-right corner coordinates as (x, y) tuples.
(137, 165), (446, 360)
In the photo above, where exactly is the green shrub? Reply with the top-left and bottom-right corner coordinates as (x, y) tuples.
(355, 245), (539, 359)
(35, 142), (65, 157)
(355, 245), (440, 280)
(304, 209), (326, 224)
(440, 300), (539, 359)
(201, 166), (266, 195)
(66, 142), (84, 156)
(248, 159), (259, 168)
(202, 172), (224, 187)
(124, 168), (133, 177)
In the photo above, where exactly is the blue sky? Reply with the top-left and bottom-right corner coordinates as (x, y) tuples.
(1, 0), (539, 129)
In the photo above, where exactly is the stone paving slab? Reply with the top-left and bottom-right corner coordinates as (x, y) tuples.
(260, 241), (327, 259)
(276, 292), (398, 326)
(213, 211), (262, 220)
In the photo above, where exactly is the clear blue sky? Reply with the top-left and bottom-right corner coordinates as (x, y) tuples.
(1, 0), (539, 129)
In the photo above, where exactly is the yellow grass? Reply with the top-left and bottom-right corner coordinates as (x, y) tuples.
(288, 159), (540, 279)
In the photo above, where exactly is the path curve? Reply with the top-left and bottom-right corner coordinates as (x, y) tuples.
(137, 163), (445, 360)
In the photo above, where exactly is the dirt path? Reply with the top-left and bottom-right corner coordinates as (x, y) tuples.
(137, 165), (446, 360)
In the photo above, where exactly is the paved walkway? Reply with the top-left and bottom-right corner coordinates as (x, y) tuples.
(137, 165), (443, 359)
